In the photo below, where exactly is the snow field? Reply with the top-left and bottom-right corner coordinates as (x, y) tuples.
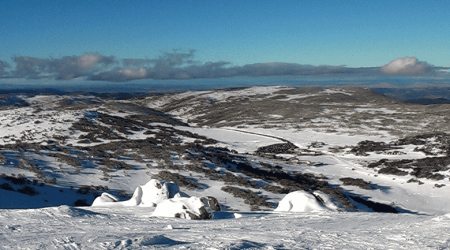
(0, 206), (449, 249)
(1, 87), (450, 248)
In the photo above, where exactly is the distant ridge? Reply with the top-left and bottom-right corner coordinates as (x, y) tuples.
(404, 98), (450, 105)
(0, 88), (68, 95)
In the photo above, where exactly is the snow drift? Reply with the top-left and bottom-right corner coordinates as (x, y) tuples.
(274, 191), (334, 212)
(91, 179), (180, 207)
(91, 179), (220, 219)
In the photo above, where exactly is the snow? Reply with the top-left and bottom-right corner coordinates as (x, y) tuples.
(0, 206), (449, 249)
(172, 125), (283, 153)
(274, 191), (333, 212)
(151, 197), (208, 219)
(2, 86), (450, 248)
(91, 179), (216, 220)
(321, 88), (353, 95)
(92, 179), (181, 208)
(140, 179), (179, 206)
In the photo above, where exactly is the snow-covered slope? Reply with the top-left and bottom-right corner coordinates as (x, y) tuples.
(1, 86), (450, 248)
(1, 206), (449, 249)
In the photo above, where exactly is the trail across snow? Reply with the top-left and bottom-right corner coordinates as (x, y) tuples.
(0, 206), (449, 249)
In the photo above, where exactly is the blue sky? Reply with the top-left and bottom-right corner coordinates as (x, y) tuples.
(1, 0), (449, 85)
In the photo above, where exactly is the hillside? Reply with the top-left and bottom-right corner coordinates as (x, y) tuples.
(1, 86), (450, 248)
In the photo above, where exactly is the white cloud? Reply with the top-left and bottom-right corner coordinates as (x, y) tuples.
(380, 57), (432, 75)
(78, 54), (101, 69)
(119, 67), (147, 78)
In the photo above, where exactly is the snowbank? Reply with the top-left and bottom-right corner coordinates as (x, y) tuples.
(91, 179), (220, 219)
(274, 191), (333, 212)
(92, 179), (179, 207)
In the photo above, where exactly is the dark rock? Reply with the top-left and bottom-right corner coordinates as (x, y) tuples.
(186, 206), (212, 220)
(206, 196), (221, 211)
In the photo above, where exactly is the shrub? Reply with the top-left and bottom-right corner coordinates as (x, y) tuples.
(221, 186), (273, 209)
(73, 199), (90, 206)
(17, 186), (39, 196)
(0, 183), (15, 191)
(77, 185), (109, 195)
(339, 177), (372, 190)
(1, 174), (30, 185)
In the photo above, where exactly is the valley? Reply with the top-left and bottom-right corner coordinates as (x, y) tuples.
(1, 85), (450, 249)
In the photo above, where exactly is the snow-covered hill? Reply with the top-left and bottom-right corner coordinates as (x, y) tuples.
(1, 86), (450, 248)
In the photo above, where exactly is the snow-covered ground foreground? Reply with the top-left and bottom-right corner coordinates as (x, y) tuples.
(1, 206), (449, 249)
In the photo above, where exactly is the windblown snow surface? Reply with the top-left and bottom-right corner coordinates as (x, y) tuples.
(1, 86), (450, 249)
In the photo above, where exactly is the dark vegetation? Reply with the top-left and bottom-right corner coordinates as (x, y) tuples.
(73, 199), (90, 206)
(1, 173), (32, 185)
(255, 143), (298, 155)
(368, 157), (450, 180)
(17, 186), (39, 196)
(0, 183), (14, 191)
(221, 186), (273, 211)
(152, 170), (200, 190)
(77, 185), (109, 195)
(339, 177), (372, 190)
(349, 140), (402, 156)
(349, 196), (398, 213)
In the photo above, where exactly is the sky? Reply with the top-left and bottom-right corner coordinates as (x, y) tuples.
(1, 0), (450, 87)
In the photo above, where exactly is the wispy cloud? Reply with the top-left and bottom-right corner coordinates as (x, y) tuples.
(0, 52), (448, 82)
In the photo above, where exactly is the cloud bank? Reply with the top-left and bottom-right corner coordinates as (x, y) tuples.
(0, 52), (447, 82)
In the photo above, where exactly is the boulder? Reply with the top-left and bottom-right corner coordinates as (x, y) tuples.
(204, 196), (221, 211)
(140, 179), (179, 207)
(151, 197), (212, 220)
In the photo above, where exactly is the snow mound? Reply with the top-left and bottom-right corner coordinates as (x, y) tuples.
(137, 235), (188, 246)
(91, 193), (122, 207)
(43, 205), (103, 218)
(274, 191), (333, 212)
(91, 179), (179, 207)
(151, 197), (212, 220)
(102, 235), (187, 248)
(91, 179), (219, 219)
(140, 179), (179, 206)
